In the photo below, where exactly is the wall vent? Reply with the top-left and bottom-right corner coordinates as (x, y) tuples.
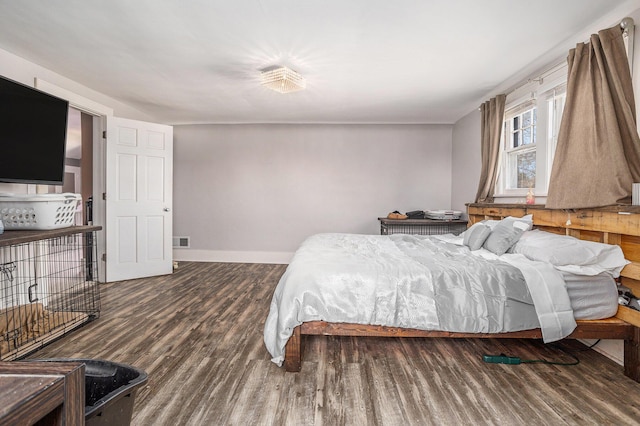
(172, 236), (190, 248)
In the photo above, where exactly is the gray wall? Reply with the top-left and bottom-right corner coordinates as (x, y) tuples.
(451, 109), (481, 217)
(173, 123), (453, 262)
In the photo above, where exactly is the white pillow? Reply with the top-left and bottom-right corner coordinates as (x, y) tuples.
(463, 222), (482, 244)
(483, 218), (529, 255)
(463, 223), (491, 251)
(511, 230), (629, 276)
(502, 214), (534, 231)
(478, 215), (533, 230)
(481, 219), (500, 230)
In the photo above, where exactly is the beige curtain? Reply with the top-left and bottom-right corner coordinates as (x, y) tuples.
(475, 94), (506, 203)
(546, 25), (640, 209)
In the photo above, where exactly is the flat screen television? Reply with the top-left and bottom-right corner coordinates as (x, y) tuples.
(0, 75), (69, 185)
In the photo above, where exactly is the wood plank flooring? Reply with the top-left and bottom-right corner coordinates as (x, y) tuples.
(25, 262), (640, 425)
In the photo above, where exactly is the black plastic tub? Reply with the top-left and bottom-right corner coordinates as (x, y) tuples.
(30, 358), (148, 426)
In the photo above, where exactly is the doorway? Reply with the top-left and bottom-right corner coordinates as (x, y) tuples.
(33, 78), (173, 283)
(43, 107), (93, 226)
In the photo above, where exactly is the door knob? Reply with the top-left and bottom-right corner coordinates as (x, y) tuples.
(163, 207), (171, 212)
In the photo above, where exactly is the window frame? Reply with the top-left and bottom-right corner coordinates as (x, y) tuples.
(494, 70), (567, 199)
(545, 84), (567, 180)
(502, 101), (537, 192)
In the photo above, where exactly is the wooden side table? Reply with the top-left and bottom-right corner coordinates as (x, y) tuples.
(0, 361), (85, 425)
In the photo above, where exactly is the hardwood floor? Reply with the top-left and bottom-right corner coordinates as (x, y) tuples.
(26, 262), (640, 425)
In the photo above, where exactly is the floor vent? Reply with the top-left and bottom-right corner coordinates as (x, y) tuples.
(172, 236), (190, 248)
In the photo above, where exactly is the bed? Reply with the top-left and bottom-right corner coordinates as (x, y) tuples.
(264, 204), (640, 382)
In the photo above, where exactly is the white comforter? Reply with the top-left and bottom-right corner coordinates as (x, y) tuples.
(264, 233), (576, 366)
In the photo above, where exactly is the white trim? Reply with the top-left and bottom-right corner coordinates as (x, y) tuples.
(34, 78), (114, 117)
(579, 339), (623, 366)
(505, 98), (536, 116)
(622, 17), (634, 74)
(93, 115), (106, 283)
(173, 249), (294, 265)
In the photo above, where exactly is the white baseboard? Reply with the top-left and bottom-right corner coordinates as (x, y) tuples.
(173, 249), (294, 264)
(579, 339), (623, 366)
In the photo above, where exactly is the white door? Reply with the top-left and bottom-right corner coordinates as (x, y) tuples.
(105, 117), (173, 282)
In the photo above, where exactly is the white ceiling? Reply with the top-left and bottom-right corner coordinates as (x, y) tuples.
(0, 0), (637, 125)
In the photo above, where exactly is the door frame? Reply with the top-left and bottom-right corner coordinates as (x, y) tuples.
(34, 79), (113, 282)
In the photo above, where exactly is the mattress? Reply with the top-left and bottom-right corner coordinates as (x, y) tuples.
(562, 272), (619, 320)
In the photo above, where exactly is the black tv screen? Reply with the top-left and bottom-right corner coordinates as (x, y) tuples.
(0, 75), (69, 185)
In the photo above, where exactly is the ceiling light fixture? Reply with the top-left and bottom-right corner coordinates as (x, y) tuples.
(260, 66), (306, 94)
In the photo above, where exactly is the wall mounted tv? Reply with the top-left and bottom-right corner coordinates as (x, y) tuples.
(0, 75), (69, 185)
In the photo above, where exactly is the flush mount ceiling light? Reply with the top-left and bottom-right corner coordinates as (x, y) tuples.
(260, 66), (306, 94)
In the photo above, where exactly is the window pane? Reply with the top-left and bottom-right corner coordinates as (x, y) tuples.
(522, 110), (531, 127)
(522, 127), (531, 145)
(513, 116), (520, 130)
(533, 108), (537, 124)
(516, 150), (536, 188)
(513, 131), (519, 148)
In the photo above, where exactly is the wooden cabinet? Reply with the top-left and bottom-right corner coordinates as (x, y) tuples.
(0, 361), (85, 425)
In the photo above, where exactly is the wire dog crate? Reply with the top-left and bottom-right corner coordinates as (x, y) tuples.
(0, 226), (100, 361)
(378, 218), (468, 236)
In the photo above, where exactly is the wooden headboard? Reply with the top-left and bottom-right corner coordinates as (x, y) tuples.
(467, 203), (640, 328)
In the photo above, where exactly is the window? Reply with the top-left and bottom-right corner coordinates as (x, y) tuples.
(494, 22), (632, 200)
(503, 104), (537, 190)
(496, 76), (567, 198)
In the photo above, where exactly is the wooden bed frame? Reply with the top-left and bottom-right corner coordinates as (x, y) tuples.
(283, 203), (640, 383)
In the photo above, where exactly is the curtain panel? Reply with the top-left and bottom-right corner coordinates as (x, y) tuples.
(475, 94), (506, 203)
(546, 25), (640, 209)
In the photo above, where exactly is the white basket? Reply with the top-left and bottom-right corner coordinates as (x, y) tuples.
(0, 193), (81, 230)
